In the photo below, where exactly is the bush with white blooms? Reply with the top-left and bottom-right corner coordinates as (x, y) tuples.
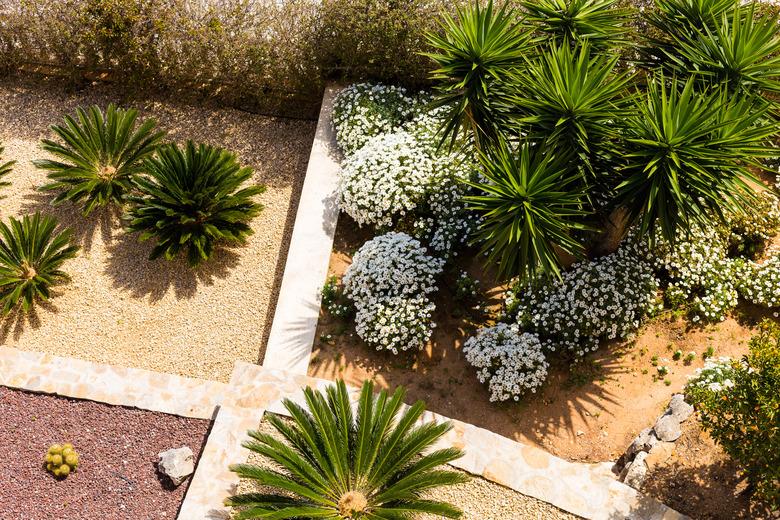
(463, 324), (548, 402)
(507, 241), (659, 357)
(344, 232), (443, 353)
(734, 255), (780, 309)
(332, 83), (418, 155)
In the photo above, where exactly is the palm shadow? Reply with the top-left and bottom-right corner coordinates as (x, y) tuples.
(0, 299), (58, 343)
(103, 231), (241, 302)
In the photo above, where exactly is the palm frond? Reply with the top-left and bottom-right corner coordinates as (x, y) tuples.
(0, 146), (15, 192)
(522, 0), (633, 49)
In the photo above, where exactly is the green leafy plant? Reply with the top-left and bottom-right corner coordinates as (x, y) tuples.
(35, 104), (164, 215)
(647, 0), (737, 40)
(425, 0), (530, 149)
(0, 145), (15, 190)
(466, 138), (591, 281)
(126, 141), (265, 266)
(615, 76), (776, 244)
(686, 320), (780, 509)
(0, 213), (78, 315)
(523, 0), (632, 49)
(45, 443), (79, 478)
(227, 379), (467, 519)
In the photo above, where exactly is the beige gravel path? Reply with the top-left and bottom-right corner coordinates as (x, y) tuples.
(0, 77), (316, 382)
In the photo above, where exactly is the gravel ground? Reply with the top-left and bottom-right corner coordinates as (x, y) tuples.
(234, 415), (579, 520)
(0, 386), (211, 520)
(0, 76), (316, 382)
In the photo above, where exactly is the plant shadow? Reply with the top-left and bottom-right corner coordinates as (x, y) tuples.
(0, 299), (58, 343)
(104, 231), (241, 302)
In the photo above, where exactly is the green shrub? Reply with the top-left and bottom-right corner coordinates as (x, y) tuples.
(227, 380), (467, 519)
(0, 213), (79, 315)
(36, 104), (164, 215)
(126, 141), (265, 266)
(45, 443), (80, 478)
(686, 321), (780, 509)
(523, 0), (632, 49)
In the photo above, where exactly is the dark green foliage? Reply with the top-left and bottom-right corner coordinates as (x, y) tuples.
(522, 0), (633, 49)
(0, 146), (15, 191)
(35, 104), (164, 215)
(615, 77), (777, 244)
(126, 141), (265, 267)
(227, 380), (467, 519)
(466, 139), (591, 281)
(425, 0), (530, 149)
(0, 213), (79, 315)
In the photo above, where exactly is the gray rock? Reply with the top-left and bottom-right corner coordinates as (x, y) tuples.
(158, 446), (195, 486)
(623, 451), (648, 489)
(654, 414), (682, 442)
(645, 441), (676, 470)
(627, 427), (659, 457)
(666, 394), (694, 423)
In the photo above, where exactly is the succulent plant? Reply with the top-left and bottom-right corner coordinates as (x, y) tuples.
(45, 443), (79, 478)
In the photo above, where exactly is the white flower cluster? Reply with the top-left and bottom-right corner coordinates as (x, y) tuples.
(332, 83), (417, 155)
(508, 241), (659, 357)
(339, 131), (439, 227)
(734, 255), (780, 308)
(463, 323), (549, 402)
(686, 357), (740, 393)
(343, 232), (444, 353)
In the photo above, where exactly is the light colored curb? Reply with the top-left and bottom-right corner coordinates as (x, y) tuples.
(261, 84), (341, 374)
(0, 347), (226, 419)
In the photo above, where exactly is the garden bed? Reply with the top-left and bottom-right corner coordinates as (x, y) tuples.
(0, 385), (211, 519)
(0, 76), (316, 382)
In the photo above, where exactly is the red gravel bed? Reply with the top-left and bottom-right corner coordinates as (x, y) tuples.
(0, 386), (211, 520)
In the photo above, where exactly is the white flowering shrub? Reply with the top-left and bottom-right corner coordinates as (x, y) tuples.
(343, 232), (444, 353)
(734, 255), (780, 308)
(332, 83), (417, 155)
(463, 324), (549, 402)
(686, 357), (740, 394)
(506, 241), (659, 357)
(338, 131), (439, 228)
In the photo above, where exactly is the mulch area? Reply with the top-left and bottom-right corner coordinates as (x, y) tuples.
(0, 386), (211, 520)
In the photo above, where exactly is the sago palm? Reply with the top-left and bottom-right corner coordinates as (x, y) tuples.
(466, 138), (592, 281)
(126, 141), (265, 267)
(522, 0), (632, 49)
(616, 76), (777, 244)
(35, 104), (165, 215)
(0, 213), (79, 315)
(425, 0), (530, 150)
(227, 380), (467, 519)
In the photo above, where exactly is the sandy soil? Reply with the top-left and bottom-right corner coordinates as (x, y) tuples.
(0, 77), (315, 382)
(310, 217), (777, 464)
(234, 414), (579, 520)
(0, 386), (210, 520)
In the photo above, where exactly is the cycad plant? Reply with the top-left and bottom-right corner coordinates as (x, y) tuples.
(0, 213), (79, 315)
(424, 0), (530, 150)
(522, 0), (632, 49)
(0, 145), (15, 191)
(35, 104), (164, 215)
(126, 141), (265, 266)
(466, 138), (591, 281)
(227, 380), (467, 519)
(616, 77), (777, 243)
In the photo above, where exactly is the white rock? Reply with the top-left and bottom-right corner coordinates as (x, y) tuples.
(158, 447), (195, 486)
(623, 451), (649, 489)
(654, 414), (682, 442)
(666, 394), (694, 423)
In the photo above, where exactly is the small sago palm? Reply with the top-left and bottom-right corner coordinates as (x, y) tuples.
(467, 138), (591, 281)
(0, 145), (15, 191)
(35, 104), (164, 215)
(616, 76), (777, 244)
(126, 141), (265, 266)
(0, 213), (79, 315)
(425, 0), (530, 150)
(227, 380), (467, 519)
(522, 0), (632, 49)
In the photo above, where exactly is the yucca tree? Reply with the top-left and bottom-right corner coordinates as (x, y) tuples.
(522, 0), (632, 50)
(425, 0), (530, 150)
(0, 146), (15, 191)
(616, 77), (777, 244)
(35, 104), (165, 215)
(466, 138), (592, 281)
(227, 380), (467, 519)
(0, 213), (79, 315)
(647, 0), (736, 37)
(126, 141), (265, 267)
(512, 42), (634, 188)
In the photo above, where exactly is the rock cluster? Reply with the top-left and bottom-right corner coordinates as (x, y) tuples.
(618, 394), (694, 490)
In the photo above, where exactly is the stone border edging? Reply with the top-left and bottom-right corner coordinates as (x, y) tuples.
(260, 84), (341, 375)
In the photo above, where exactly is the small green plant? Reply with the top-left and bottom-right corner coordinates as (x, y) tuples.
(36, 104), (164, 215)
(0, 145), (15, 191)
(664, 378), (672, 386)
(673, 349), (683, 360)
(657, 365), (669, 376)
(45, 443), (79, 478)
(703, 345), (715, 359)
(651, 354), (659, 366)
(227, 380), (467, 519)
(684, 351), (697, 364)
(126, 141), (265, 266)
(0, 213), (79, 315)
(321, 275), (354, 320)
